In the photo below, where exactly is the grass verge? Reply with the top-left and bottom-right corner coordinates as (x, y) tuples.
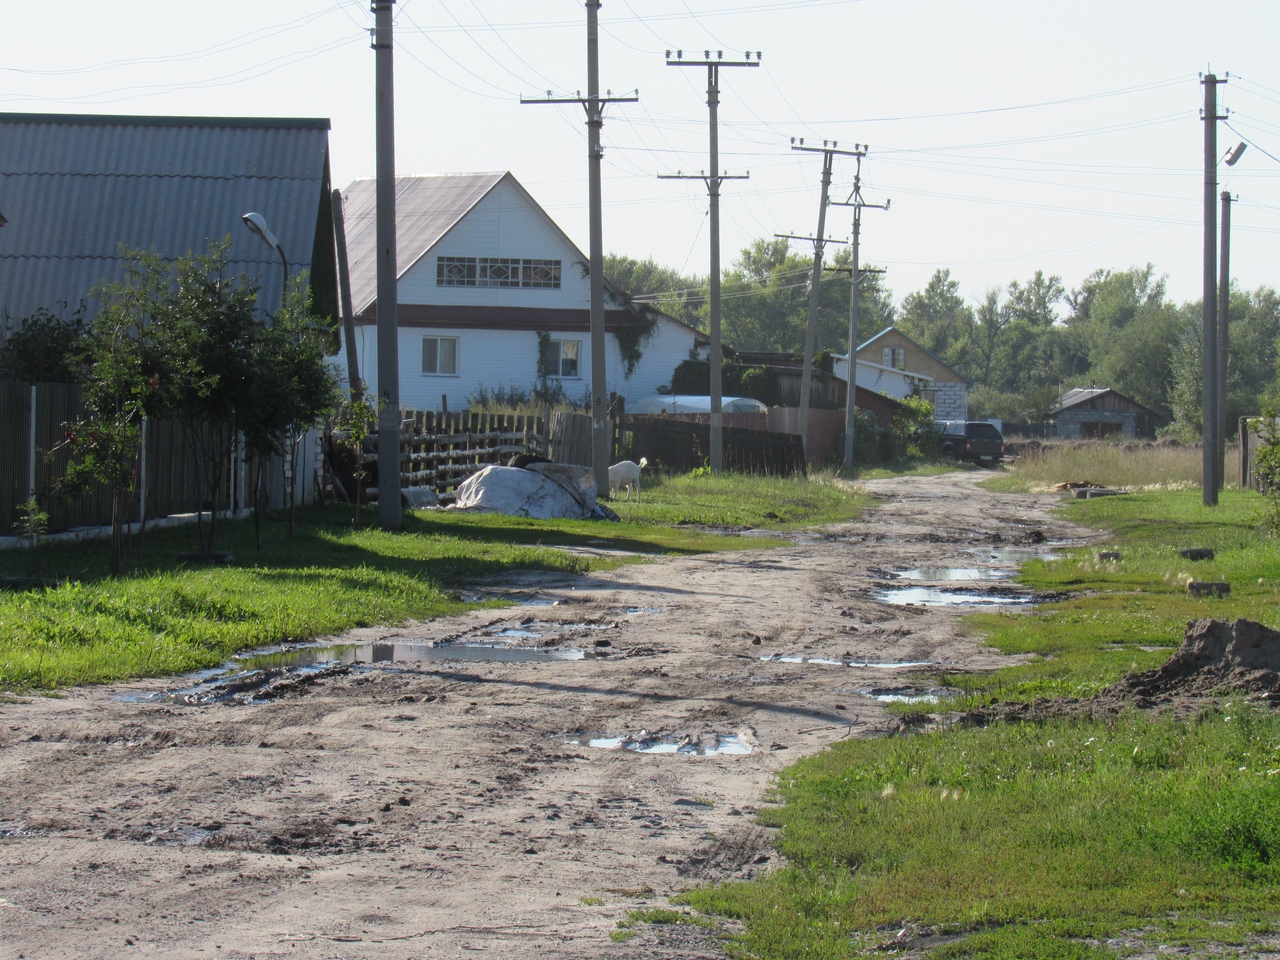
(679, 480), (1280, 959)
(0, 475), (866, 692)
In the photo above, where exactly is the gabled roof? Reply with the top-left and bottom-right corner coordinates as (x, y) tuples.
(1050, 387), (1156, 416)
(343, 172), (601, 318)
(857, 325), (972, 386)
(0, 112), (334, 326)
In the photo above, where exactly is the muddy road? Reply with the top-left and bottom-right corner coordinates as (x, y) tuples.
(0, 473), (1093, 959)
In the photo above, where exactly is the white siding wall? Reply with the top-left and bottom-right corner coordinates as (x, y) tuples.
(335, 317), (696, 412)
(397, 178), (589, 310)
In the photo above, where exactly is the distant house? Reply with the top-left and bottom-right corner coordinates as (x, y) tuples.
(831, 353), (934, 406)
(0, 112), (336, 327)
(1050, 388), (1158, 439)
(852, 327), (971, 420)
(334, 172), (700, 411)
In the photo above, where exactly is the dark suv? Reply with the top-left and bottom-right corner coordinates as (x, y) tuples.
(939, 420), (1004, 465)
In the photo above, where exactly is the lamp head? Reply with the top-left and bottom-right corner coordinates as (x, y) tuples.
(241, 211), (281, 252)
(1224, 142), (1247, 166)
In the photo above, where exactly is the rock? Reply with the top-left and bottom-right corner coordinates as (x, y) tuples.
(1097, 551), (1122, 562)
(1187, 580), (1230, 597)
(1179, 547), (1215, 561)
(1086, 488), (1120, 498)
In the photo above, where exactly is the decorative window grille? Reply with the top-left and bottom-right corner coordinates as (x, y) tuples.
(437, 256), (561, 288)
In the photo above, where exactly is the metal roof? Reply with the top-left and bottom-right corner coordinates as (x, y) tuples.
(339, 172), (509, 316)
(0, 113), (332, 327)
(1050, 387), (1155, 415)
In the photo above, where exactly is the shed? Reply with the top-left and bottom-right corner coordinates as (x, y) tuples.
(1050, 388), (1158, 439)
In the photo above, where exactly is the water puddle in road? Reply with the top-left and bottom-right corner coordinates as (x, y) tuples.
(122, 640), (606, 706)
(760, 655), (937, 669)
(878, 586), (1033, 606)
(895, 567), (1012, 581)
(964, 546), (1063, 563)
(864, 687), (956, 704)
(572, 734), (753, 756)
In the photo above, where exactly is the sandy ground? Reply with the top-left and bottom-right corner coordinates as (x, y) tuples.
(0, 473), (1094, 960)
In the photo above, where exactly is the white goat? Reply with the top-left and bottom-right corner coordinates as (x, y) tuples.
(607, 457), (649, 501)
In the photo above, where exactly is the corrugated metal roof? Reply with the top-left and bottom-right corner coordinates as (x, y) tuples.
(339, 173), (507, 315)
(0, 113), (331, 326)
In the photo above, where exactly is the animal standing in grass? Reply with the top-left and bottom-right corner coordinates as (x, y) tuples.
(608, 457), (649, 501)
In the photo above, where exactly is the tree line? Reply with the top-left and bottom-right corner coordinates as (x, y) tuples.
(606, 244), (1280, 435)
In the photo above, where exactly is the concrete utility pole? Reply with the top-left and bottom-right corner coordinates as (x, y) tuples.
(787, 140), (864, 460)
(1217, 189), (1232, 491)
(1201, 73), (1225, 506)
(662, 50), (760, 473)
(830, 148), (889, 470)
(523, 2), (636, 498)
(373, 0), (401, 529)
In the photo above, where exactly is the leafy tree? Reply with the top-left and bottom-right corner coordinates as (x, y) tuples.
(896, 269), (974, 372)
(148, 239), (263, 556)
(603, 254), (704, 330)
(714, 238), (813, 352)
(54, 256), (166, 576)
(0, 306), (87, 382)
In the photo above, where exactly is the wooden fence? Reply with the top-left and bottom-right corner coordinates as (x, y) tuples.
(355, 410), (548, 501)
(619, 414), (806, 476)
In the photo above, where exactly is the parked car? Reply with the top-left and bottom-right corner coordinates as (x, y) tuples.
(938, 420), (1004, 465)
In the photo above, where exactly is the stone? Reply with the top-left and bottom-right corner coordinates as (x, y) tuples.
(1179, 548), (1215, 561)
(1097, 551), (1122, 562)
(1187, 580), (1230, 597)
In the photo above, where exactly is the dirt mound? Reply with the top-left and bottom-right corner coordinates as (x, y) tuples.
(962, 619), (1280, 725)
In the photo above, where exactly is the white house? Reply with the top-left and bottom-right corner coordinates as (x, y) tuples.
(831, 355), (934, 403)
(334, 172), (701, 411)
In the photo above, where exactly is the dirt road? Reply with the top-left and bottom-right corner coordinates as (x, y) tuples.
(0, 473), (1092, 959)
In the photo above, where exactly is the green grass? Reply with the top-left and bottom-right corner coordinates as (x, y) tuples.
(943, 486), (1280, 705)
(684, 709), (1280, 959)
(0, 475), (867, 692)
(675, 469), (1280, 959)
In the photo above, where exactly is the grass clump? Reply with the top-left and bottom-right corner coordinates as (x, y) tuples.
(990, 439), (1231, 493)
(684, 708), (1280, 960)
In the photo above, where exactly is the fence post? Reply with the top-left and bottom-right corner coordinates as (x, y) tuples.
(28, 384), (37, 500)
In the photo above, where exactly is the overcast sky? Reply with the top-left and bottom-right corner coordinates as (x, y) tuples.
(4, 0), (1278, 311)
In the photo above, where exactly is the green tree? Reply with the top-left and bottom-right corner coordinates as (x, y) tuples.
(603, 254), (704, 329)
(0, 306), (86, 382)
(54, 255), (166, 576)
(896, 268), (974, 372)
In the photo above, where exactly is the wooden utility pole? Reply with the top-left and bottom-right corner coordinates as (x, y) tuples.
(1201, 73), (1224, 506)
(523, 3), (636, 497)
(661, 50), (760, 472)
(373, 0), (401, 529)
(331, 188), (362, 404)
(830, 149), (889, 470)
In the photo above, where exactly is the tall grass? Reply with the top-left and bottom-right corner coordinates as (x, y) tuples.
(992, 439), (1236, 492)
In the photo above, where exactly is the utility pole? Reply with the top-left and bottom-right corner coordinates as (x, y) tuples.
(788, 140), (863, 460)
(1217, 189), (1232, 491)
(1201, 73), (1225, 506)
(830, 148), (889, 470)
(523, 3), (636, 498)
(662, 50), (760, 473)
(331, 188), (363, 405)
(373, 0), (401, 529)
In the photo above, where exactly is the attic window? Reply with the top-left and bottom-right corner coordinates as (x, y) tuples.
(437, 256), (561, 289)
(882, 347), (906, 370)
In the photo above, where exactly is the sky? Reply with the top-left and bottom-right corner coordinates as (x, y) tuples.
(4, 0), (1279, 313)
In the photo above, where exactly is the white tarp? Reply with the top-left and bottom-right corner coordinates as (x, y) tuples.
(449, 463), (601, 519)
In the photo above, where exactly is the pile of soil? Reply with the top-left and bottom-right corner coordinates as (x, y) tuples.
(966, 618), (1280, 724)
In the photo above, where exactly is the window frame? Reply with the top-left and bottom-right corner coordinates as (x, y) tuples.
(421, 335), (459, 376)
(550, 338), (581, 379)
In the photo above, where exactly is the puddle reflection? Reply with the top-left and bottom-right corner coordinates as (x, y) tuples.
(573, 734), (752, 755)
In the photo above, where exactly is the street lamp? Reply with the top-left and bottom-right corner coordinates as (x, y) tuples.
(241, 211), (289, 310)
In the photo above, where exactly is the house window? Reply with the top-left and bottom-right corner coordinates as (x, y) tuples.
(551, 339), (580, 378)
(437, 256), (561, 288)
(882, 347), (906, 370)
(422, 336), (458, 376)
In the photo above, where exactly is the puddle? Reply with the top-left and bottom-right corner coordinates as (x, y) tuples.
(964, 546), (1062, 563)
(895, 567), (1011, 581)
(573, 734), (753, 756)
(761, 655), (936, 669)
(495, 628), (543, 639)
(123, 640), (605, 706)
(878, 586), (1033, 606)
(624, 606), (660, 615)
(865, 687), (955, 704)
